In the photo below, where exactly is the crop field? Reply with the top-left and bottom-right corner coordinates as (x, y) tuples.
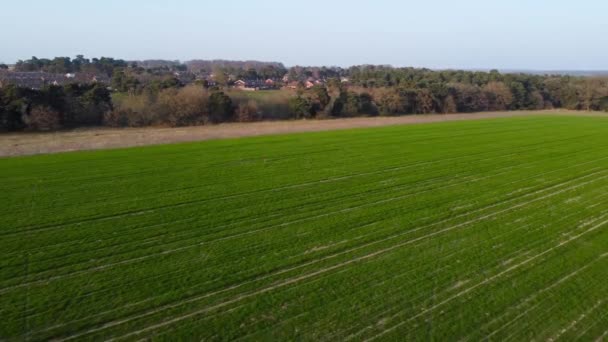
(3, 115), (608, 341)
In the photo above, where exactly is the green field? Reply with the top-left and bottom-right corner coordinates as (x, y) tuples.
(3, 115), (608, 341)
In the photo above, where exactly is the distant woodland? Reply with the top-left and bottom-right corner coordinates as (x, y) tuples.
(1, 56), (608, 131)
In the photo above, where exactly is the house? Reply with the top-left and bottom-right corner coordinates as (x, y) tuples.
(234, 79), (259, 91)
(234, 79), (276, 91)
(285, 81), (299, 89)
(173, 71), (195, 85)
(302, 77), (326, 89)
(195, 74), (217, 87)
(73, 73), (110, 85)
(234, 79), (247, 88)
(91, 74), (111, 84)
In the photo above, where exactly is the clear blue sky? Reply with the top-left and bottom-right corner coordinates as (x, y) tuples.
(1, 0), (606, 69)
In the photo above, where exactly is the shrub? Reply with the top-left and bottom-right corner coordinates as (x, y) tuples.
(0, 86), (27, 131)
(111, 93), (158, 127)
(157, 86), (210, 126)
(24, 106), (61, 131)
(109, 86), (213, 127)
(60, 84), (113, 127)
(599, 96), (608, 112)
(208, 91), (235, 123)
(289, 96), (313, 119)
(103, 108), (131, 127)
(237, 100), (259, 122)
(226, 90), (292, 120)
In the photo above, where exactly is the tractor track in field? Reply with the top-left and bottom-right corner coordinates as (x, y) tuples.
(32, 192), (602, 339)
(285, 204), (592, 341)
(470, 254), (607, 340)
(4, 138), (605, 266)
(362, 220), (608, 341)
(3, 174), (604, 336)
(595, 328), (608, 341)
(334, 195), (608, 341)
(4, 135), (603, 268)
(2, 163), (602, 296)
(3, 176), (604, 332)
(0, 163), (515, 288)
(0, 151), (558, 267)
(3, 127), (600, 237)
(111, 199), (608, 341)
(52, 171), (608, 341)
(548, 300), (604, 342)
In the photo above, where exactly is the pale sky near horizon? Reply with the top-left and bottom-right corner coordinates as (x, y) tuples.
(1, 0), (607, 70)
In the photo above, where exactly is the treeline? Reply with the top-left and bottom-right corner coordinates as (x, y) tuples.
(3, 59), (608, 132)
(288, 66), (608, 112)
(0, 84), (112, 131)
(287, 77), (608, 118)
(355, 67), (608, 112)
(14, 56), (128, 76)
(106, 86), (234, 127)
(186, 60), (286, 76)
(0, 83), (237, 130)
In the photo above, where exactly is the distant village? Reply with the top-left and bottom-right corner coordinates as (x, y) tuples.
(232, 75), (340, 91)
(0, 64), (349, 91)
